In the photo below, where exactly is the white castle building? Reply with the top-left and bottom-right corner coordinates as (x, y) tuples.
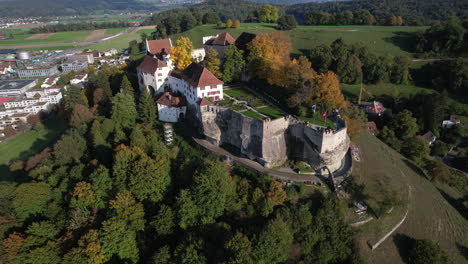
(137, 38), (224, 109)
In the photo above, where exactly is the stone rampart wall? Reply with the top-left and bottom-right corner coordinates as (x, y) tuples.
(200, 106), (349, 170)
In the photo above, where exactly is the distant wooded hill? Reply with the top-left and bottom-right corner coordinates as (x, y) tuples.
(0, 0), (147, 17)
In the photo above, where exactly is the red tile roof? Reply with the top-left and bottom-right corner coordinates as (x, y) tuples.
(178, 62), (223, 88)
(155, 92), (187, 107)
(0, 97), (15, 104)
(0, 65), (10, 71)
(137, 55), (168, 73)
(147, 39), (172, 56)
(197, 98), (212, 106)
(205, 32), (235, 46)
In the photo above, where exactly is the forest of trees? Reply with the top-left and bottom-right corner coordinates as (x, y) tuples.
(0, 62), (362, 263)
(29, 21), (131, 34)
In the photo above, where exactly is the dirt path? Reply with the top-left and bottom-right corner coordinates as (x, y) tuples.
(26, 33), (55, 39)
(85, 29), (109, 42)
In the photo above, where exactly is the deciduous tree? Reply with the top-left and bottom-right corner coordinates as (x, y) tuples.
(313, 71), (346, 109)
(70, 104), (94, 127)
(222, 46), (245, 83)
(226, 19), (233, 28)
(201, 48), (222, 79)
(171, 36), (194, 70)
(13, 182), (52, 220)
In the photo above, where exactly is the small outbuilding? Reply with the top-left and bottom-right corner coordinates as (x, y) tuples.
(156, 92), (187, 123)
(422, 131), (437, 145)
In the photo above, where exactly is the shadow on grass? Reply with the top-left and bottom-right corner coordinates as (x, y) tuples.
(383, 31), (418, 55)
(436, 187), (468, 221)
(402, 159), (429, 180)
(0, 115), (66, 183)
(456, 242), (468, 260)
(393, 233), (416, 263)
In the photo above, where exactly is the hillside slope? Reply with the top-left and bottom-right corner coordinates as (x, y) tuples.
(353, 132), (467, 263)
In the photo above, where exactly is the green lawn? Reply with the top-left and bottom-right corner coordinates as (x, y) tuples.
(256, 106), (284, 119)
(224, 88), (256, 100)
(0, 116), (66, 180)
(299, 114), (337, 129)
(0, 30), (93, 46)
(340, 83), (434, 103)
(352, 132), (468, 264)
(90, 27), (153, 52)
(104, 27), (127, 35)
(19, 45), (76, 51)
(242, 110), (264, 119)
(168, 24), (425, 57)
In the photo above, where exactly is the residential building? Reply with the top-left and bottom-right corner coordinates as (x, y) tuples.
(422, 131), (437, 145)
(62, 60), (88, 73)
(41, 75), (60, 88)
(137, 55), (171, 95)
(203, 32), (235, 59)
(156, 92), (187, 123)
(104, 48), (118, 56)
(359, 101), (385, 116)
(0, 79), (36, 97)
(70, 73), (88, 87)
(17, 65), (58, 79)
(146, 39), (172, 58)
(0, 112), (31, 130)
(70, 52), (94, 64)
(169, 62), (224, 105)
(442, 115), (461, 129)
(0, 64), (12, 74)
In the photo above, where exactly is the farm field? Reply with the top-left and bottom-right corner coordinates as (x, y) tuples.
(0, 27), (128, 49)
(169, 24), (425, 57)
(0, 115), (66, 181)
(352, 132), (467, 263)
(89, 26), (155, 51)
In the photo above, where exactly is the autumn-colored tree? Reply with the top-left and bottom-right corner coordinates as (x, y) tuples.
(313, 71), (346, 109)
(201, 48), (222, 79)
(248, 32), (292, 82)
(9, 160), (24, 172)
(27, 114), (42, 130)
(25, 148), (51, 171)
(343, 116), (363, 140)
(171, 36), (194, 70)
(2, 232), (25, 264)
(70, 104), (94, 127)
(226, 19), (233, 28)
(3, 125), (16, 138)
(267, 181), (286, 205)
(79, 230), (105, 264)
(233, 19), (241, 28)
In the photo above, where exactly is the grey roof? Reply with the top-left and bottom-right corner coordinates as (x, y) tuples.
(0, 80), (35, 90)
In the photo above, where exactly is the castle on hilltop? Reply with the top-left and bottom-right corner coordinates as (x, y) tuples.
(137, 33), (350, 174)
(200, 105), (349, 172)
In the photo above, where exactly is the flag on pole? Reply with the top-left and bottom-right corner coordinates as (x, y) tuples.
(311, 105), (316, 113)
(322, 111), (327, 119)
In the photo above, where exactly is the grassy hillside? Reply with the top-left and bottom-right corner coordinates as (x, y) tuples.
(352, 132), (468, 263)
(169, 24), (424, 57)
(0, 116), (66, 181)
(89, 27), (154, 51)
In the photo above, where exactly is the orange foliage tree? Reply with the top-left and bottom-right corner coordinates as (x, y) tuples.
(267, 181), (286, 205)
(248, 32), (292, 83)
(2, 232), (25, 263)
(313, 71), (346, 109)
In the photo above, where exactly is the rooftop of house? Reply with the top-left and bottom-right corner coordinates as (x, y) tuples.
(197, 97), (212, 106)
(0, 79), (35, 90)
(11, 112), (30, 118)
(422, 131), (436, 142)
(44, 75), (59, 85)
(137, 55), (168, 73)
(0, 97), (15, 104)
(147, 39), (172, 56)
(0, 65), (11, 70)
(174, 62), (223, 88)
(235, 32), (257, 49)
(156, 92), (187, 107)
(205, 32), (235, 46)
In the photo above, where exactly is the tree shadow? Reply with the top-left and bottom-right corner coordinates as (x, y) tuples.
(402, 159), (429, 180)
(383, 31), (418, 54)
(456, 242), (468, 260)
(393, 233), (416, 263)
(436, 187), (468, 221)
